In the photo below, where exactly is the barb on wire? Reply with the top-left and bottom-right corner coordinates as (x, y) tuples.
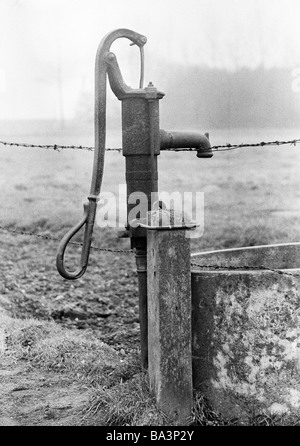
(0, 138), (300, 153)
(0, 225), (134, 254)
(209, 138), (300, 152)
(162, 138), (300, 153)
(1, 225), (298, 276)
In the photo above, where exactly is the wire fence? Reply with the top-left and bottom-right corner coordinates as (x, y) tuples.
(1, 138), (300, 153)
(0, 224), (299, 279)
(0, 225), (134, 253)
(0, 140), (120, 152)
(1, 136), (300, 276)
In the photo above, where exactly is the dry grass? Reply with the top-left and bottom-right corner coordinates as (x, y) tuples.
(86, 373), (169, 426)
(1, 314), (171, 425)
(190, 392), (239, 426)
(4, 292), (300, 426)
(0, 314), (231, 426)
(5, 317), (119, 384)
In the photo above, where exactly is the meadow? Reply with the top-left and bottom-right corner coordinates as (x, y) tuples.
(0, 121), (300, 425)
(1, 122), (300, 248)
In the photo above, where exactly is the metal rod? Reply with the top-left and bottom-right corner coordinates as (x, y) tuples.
(135, 246), (148, 369)
(139, 47), (145, 89)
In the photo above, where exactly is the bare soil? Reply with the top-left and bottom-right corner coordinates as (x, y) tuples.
(0, 228), (140, 426)
(0, 350), (93, 426)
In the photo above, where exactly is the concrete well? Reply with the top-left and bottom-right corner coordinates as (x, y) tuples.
(191, 243), (300, 422)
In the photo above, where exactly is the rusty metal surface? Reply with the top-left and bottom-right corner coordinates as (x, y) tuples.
(56, 28), (214, 281)
(93, 29), (146, 196)
(122, 93), (163, 242)
(134, 208), (198, 230)
(56, 197), (97, 280)
(160, 129), (212, 158)
(56, 29), (147, 280)
(135, 247), (148, 369)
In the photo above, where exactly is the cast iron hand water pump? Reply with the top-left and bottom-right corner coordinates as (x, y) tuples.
(56, 28), (212, 366)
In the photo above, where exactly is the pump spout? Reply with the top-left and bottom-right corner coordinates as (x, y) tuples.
(160, 129), (212, 158)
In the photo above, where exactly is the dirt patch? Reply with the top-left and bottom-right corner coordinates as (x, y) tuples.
(0, 227), (141, 354)
(0, 308), (108, 426)
(0, 307), (165, 426)
(0, 227), (154, 426)
(0, 354), (92, 426)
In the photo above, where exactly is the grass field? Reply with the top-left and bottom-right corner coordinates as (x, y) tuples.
(1, 122), (300, 249)
(0, 121), (300, 425)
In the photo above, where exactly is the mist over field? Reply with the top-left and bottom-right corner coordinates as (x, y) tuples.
(0, 0), (299, 129)
(1, 65), (300, 136)
(74, 65), (300, 130)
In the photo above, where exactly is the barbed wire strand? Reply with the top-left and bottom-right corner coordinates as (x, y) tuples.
(0, 225), (134, 254)
(1, 137), (300, 274)
(0, 138), (299, 153)
(1, 225), (299, 278)
(0, 141), (121, 152)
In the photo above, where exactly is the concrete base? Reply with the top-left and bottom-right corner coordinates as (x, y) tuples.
(191, 243), (300, 422)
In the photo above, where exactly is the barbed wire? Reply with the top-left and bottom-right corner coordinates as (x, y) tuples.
(0, 140), (122, 152)
(1, 137), (300, 274)
(163, 138), (300, 152)
(0, 225), (134, 254)
(209, 138), (300, 152)
(0, 138), (299, 153)
(1, 225), (299, 278)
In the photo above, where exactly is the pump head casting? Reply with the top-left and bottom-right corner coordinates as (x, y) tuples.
(56, 29), (212, 280)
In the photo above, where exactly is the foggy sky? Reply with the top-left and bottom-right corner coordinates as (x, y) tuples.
(0, 0), (300, 120)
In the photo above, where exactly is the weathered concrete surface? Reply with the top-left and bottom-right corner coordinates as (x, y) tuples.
(192, 268), (300, 422)
(147, 229), (192, 424)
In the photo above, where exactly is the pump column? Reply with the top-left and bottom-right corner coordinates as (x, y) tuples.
(121, 84), (164, 368)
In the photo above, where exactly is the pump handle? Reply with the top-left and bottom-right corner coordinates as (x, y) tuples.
(56, 29), (147, 280)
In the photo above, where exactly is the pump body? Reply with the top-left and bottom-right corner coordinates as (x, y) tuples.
(56, 29), (212, 367)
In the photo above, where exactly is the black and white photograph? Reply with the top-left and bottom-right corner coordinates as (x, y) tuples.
(0, 0), (300, 429)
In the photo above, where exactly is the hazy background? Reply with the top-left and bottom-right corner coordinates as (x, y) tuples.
(0, 0), (300, 130)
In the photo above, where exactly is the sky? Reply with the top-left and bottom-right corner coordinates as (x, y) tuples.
(0, 0), (300, 120)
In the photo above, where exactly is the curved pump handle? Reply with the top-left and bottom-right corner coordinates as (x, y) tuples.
(56, 29), (147, 280)
(56, 197), (97, 280)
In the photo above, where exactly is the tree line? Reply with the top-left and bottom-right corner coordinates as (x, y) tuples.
(75, 65), (300, 129)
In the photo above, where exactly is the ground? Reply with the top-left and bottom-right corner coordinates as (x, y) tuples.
(0, 229), (144, 426)
(0, 347), (92, 426)
(0, 124), (300, 425)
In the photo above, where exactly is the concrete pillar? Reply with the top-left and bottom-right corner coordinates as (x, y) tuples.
(147, 228), (193, 424)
